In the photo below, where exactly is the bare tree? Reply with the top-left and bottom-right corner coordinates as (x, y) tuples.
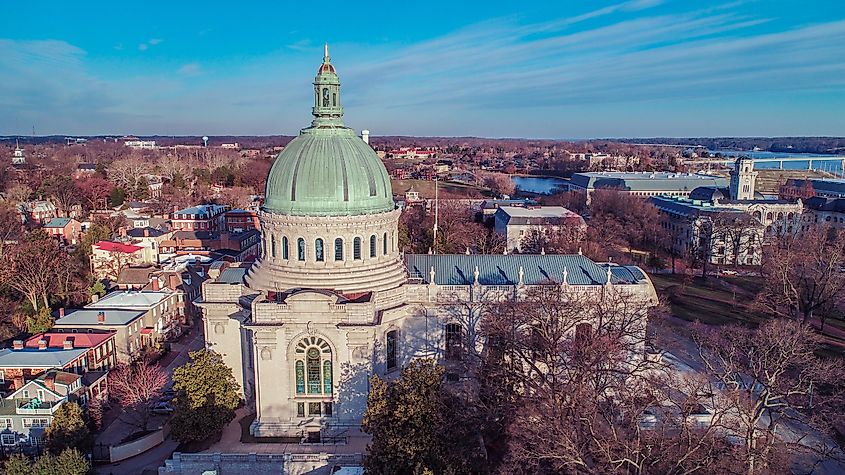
(108, 358), (168, 431)
(4, 183), (32, 204)
(107, 155), (150, 191)
(756, 227), (845, 325)
(0, 231), (65, 310)
(693, 319), (845, 475)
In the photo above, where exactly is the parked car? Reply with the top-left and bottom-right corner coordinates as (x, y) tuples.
(151, 402), (174, 415)
(719, 269), (738, 276)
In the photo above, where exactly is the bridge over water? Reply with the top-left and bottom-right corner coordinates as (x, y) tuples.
(683, 156), (845, 172)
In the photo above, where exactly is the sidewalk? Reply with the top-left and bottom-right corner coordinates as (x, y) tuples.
(203, 408), (370, 455)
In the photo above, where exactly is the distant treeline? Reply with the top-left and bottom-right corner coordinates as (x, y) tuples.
(615, 137), (845, 155)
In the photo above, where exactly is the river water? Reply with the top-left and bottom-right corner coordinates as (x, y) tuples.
(511, 176), (568, 194)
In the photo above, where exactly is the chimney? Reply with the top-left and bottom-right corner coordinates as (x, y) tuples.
(59, 307), (65, 318)
(143, 228), (150, 237)
(168, 273), (180, 290)
(43, 374), (55, 391)
(97, 311), (106, 324)
(151, 277), (160, 291)
(361, 130), (370, 145)
(12, 340), (23, 350)
(38, 339), (47, 350)
(63, 338), (73, 350)
(91, 293), (99, 304)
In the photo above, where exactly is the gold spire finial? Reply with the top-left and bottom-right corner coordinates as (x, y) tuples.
(324, 42), (329, 61)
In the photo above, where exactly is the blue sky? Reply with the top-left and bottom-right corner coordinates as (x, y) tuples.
(1, 0), (844, 138)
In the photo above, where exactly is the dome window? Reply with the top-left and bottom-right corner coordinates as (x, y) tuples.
(282, 236), (289, 260)
(353, 237), (362, 260)
(370, 235), (377, 258)
(297, 238), (306, 261)
(335, 238), (344, 261)
(316, 239), (325, 262)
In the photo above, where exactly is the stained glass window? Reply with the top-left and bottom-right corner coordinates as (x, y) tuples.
(386, 331), (398, 371)
(307, 348), (321, 394)
(295, 361), (305, 394)
(297, 238), (305, 261)
(282, 236), (289, 260)
(370, 235), (377, 258)
(323, 360), (332, 394)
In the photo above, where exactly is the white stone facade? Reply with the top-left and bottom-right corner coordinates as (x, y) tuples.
(247, 209), (406, 294)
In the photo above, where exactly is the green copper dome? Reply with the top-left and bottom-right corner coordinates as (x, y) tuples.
(263, 45), (394, 217)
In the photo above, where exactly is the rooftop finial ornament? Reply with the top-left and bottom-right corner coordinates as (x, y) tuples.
(324, 42), (330, 62)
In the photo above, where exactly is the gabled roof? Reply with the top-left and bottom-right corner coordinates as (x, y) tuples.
(0, 347), (88, 368)
(7, 379), (64, 399)
(404, 254), (646, 286)
(126, 227), (168, 238)
(117, 266), (157, 285)
(35, 369), (82, 386)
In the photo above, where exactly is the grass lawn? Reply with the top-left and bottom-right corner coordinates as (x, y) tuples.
(391, 179), (487, 199)
(652, 273), (845, 357)
(651, 274), (769, 326)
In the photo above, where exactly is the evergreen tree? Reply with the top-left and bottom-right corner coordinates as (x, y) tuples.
(26, 306), (55, 334)
(170, 349), (241, 443)
(45, 402), (91, 454)
(362, 359), (484, 475)
(3, 454), (33, 475)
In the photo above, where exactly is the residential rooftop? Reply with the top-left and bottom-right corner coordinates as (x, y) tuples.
(54, 308), (145, 326)
(43, 217), (73, 228)
(0, 347), (88, 368)
(86, 290), (171, 309)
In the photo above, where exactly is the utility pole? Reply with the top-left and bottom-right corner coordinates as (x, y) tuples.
(432, 177), (439, 254)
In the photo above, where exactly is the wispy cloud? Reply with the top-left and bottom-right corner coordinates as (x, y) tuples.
(177, 62), (201, 75)
(138, 38), (164, 51)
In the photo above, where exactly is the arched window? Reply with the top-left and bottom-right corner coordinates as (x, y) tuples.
(315, 238), (325, 262)
(353, 237), (362, 260)
(294, 337), (333, 396)
(306, 348), (321, 393)
(370, 235), (377, 258)
(297, 238), (305, 261)
(295, 361), (305, 394)
(766, 212), (773, 221)
(322, 87), (329, 107)
(386, 330), (398, 371)
(332, 93), (337, 107)
(323, 360), (332, 394)
(282, 236), (289, 260)
(335, 238), (344, 261)
(383, 232), (388, 255)
(445, 323), (462, 361)
(777, 212), (784, 220)
(753, 211), (761, 221)
(271, 235), (276, 258)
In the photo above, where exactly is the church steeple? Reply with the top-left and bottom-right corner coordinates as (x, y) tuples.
(312, 43), (343, 126)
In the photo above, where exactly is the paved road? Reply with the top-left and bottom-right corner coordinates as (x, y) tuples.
(96, 328), (205, 475)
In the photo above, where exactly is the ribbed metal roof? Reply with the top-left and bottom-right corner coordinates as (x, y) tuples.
(217, 267), (248, 284)
(404, 254), (647, 286)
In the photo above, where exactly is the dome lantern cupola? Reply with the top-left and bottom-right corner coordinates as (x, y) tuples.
(312, 43), (343, 127)
(262, 46), (395, 217)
